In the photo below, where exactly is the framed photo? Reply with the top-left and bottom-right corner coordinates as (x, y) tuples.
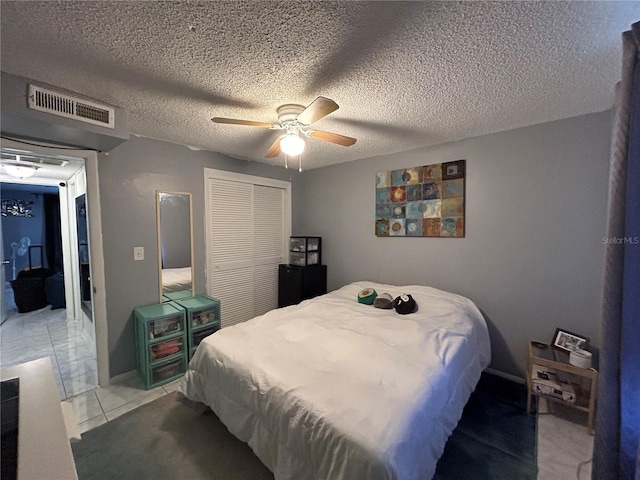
(551, 328), (589, 352)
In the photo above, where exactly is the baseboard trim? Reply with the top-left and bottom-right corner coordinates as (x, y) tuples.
(485, 367), (525, 384)
(80, 328), (94, 350)
(109, 369), (137, 385)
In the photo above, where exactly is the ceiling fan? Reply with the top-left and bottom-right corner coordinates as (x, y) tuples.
(212, 96), (356, 171)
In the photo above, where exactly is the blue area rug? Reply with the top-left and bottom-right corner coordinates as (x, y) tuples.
(434, 372), (538, 479)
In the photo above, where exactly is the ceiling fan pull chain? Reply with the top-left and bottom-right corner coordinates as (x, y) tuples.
(284, 154), (288, 169)
(299, 154), (302, 173)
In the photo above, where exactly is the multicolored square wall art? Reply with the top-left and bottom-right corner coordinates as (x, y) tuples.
(375, 160), (465, 237)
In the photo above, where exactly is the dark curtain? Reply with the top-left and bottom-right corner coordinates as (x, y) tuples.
(593, 22), (640, 480)
(43, 193), (63, 273)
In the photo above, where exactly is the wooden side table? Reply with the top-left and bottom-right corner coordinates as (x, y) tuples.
(527, 340), (598, 434)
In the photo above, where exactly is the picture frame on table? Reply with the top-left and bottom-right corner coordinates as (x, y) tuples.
(551, 328), (589, 352)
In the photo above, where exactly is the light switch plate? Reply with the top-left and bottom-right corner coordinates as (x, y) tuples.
(133, 246), (144, 261)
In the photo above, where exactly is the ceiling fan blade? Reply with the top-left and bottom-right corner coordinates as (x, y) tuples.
(309, 130), (357, 147)
(212, 117), (274, 129)
(296, 96), (339, 126)
(265, 137), (282, 158)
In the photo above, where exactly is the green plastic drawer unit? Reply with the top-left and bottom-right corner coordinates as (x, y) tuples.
(173, 295), (221, 359)
(150, 355), (187, 385)
(191, 324), (220, 352)
(148, 336), (185, 363)
(134, 302), (188, 389)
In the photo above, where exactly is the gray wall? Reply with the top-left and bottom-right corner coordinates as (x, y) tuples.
(1, 71), (129, 152)
(293, 111), (612, 378)
(99, 136), (295, 377)
(99, 111), (611, 379)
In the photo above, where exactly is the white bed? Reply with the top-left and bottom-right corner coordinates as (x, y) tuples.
(177, 281), (491, 480)
(161, 267), (192, 293)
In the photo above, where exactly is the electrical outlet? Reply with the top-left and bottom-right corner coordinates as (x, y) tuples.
(133, 246), (144, 261)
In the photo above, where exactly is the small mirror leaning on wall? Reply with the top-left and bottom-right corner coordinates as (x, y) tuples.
(156, 191), (194, 303)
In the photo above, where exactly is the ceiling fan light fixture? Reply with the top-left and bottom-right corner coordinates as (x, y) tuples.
(3, 164), (38, 178)
(280, 133), (305, 156)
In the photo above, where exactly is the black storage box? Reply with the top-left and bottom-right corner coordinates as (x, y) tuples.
(11, 275), (49, 313)
(10, 246), (51, 313)
(45, 272), (66, 309)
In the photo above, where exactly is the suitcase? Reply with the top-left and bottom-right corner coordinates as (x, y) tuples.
(10, 246), (51, 313)
(45, 272), (66, 309)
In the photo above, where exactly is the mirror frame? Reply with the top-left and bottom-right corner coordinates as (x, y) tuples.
(156, 190), (195, 303)
(76, 193), (92, 318)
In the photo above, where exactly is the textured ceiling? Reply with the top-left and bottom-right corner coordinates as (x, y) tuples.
(0, 1), (637, 170)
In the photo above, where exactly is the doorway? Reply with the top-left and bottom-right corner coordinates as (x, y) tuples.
(0, 138), (109, 389)
(1, 183), (61, 313)
(1, 179), (98, 398)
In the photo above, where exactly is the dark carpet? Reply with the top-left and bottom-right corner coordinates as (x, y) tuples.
(72, 373), (536, 479)
(72, 392), (273, 480)
(434, 373), (538, 479)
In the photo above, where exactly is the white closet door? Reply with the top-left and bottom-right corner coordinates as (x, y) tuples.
(253, 185), (285, 317)
(206, 173), (289, 328)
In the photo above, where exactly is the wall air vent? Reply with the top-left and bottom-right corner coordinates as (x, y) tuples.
(27, 84), (115, 129)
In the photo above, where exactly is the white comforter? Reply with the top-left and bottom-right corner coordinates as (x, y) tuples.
(161, 267), (191, 293)
(178, 281), (491, 480)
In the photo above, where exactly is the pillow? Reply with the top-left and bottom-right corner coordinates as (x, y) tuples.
(357, 288), (378, 305)
(393, 294), (418, 314)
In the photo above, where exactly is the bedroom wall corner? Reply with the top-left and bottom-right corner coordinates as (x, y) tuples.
(292, 110), (612, 378)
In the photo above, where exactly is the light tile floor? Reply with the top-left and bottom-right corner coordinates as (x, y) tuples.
(0, 304), (182, 434)
(67, 374), (183, 433)
(1, 305), (98, 399)
(536, 398), (594, 480)
(2, 306), (594, 476)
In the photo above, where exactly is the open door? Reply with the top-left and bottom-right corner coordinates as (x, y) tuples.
(75, 190), (94, 342)
(1, 218), (7, 324)
(1, 138), (109, 387)
(58, 167), (95, 343)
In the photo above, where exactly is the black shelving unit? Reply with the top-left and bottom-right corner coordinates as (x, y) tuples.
(278, 264), (327, 308)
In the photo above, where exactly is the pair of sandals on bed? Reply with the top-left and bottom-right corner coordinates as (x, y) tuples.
(357, 288), (418, 314)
